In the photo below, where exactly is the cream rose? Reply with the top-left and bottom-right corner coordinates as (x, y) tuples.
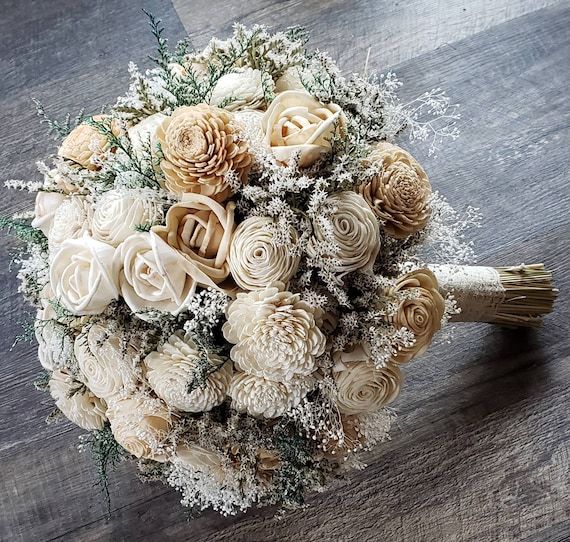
(48, 196), (92, 255)
(210, 68), (266, 111)
(262, 90), (344, 167)
(106, 394), (173, 461)
(115, 232), (195, 318)
(228, 216), (300, 291)
(127, 113), (167, 161)
(333, 344), (402, 415)
(92, 189), (163, 247)
(49, 369), (107, 430)
(50, 234), (119, 315)
(390, 268), (445, 363)
(151, 194), (235, 291)
(308, 191), (380, 275)
(144, 331), (233, 413)
(74, 324), (139, 400)
(31, 191), (66, 236)
(223, 285), (326, 382)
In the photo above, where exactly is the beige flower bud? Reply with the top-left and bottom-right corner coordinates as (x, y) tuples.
(262, 90), (344, 167)
(210, 68), (266, 111)
(308, 191), (380, 275)
(151, 194), (235, 292)
(274, 67), (305, 93)
(174, 443), (225, 481)
(49, 369), (107, 430)
(333, 344), (402, 415)
(144, 331), (233, 413)
(228, 216), (300, 291)
(359, 142), (431, 239)
(106, 394), (173, 461)
(157, 105), (251, 201)
(31, 191), (66, 236)
(390, 268), (445, 363)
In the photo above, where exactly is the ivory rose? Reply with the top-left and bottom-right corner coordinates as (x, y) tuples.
(115, 232), (195, 318)
(50, 234), (119, 315)
(31, 191), (66, 236)
(210, 68), (266, 111)
(262, 90), (344, 167)
(308, 191), (381, 275)
(151, 194), (235, 291)
(49, 369), (107, 430)
(227, 216), (300, 291)
(92, 189), (164, 247)
(333, 344), (402, 415)
(390, 268), (445, 363)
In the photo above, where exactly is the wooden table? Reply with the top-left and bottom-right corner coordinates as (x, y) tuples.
(1, 1), (568, 540)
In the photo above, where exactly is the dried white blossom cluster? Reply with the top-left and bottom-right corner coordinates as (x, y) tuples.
(6, 21), (472, 516)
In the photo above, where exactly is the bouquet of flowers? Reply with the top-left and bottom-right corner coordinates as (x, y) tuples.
(3, 16), (556, 516)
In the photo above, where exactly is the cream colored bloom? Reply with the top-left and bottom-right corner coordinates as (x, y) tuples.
(116, 232), (195, 319)
(308, 191), (380, 274)
(74, 324), (139, 400)
(106, 394), (173, 461)
(49, 369), (107, 430)
(35, 318), (73, 371)
(127, 113), (167, 165)
(333, 344), (402, 415)
(31, 191), (66, 236)
(360, 142), (432, 239)
(50, 234), (119, 315)
(210, 68), (266, 111)
(157, 105), (251, 200)
(92, 189), (163, 247)
(144, 331), (233, 413)
(274, 67), (305, 93)
(48, 196), (92, 254)
(151, 194), (235, 291)
(228, 216), (300, 291)
(223, 285), (326, 382)
(233, 109), (266, 149)
(262, 90), (344, 167)
(228, 372), (310, 418)
(174, 443), (225, 482)
(390, 268), (445, 363)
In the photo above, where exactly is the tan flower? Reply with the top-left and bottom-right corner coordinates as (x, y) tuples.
(262, 90), (344, 167)
(210, 68), (266, 111)
(359, 142), (431, 239)
(31, 191), (66, 236)
(333, 344), (402, 415)
(151, 194), (235, 291)
(322, 414), (365, 458)
(49, 369), (107, 430)
(106, 394), (173, 461)
(74, 324), (139, 400)
(48, 196), (92, 255)
(222, 284), (326, 382)
(144, 331), (233, 413)
(389, 268), (445, 363)
(157, 105), (251, 200)
(58, 115), (119, 170)
(174, 443), (225, 482)
(308, 191), (380, 274)
(228, 216), (300, 291)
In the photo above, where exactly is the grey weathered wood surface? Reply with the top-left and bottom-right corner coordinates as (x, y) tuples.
(0, 1), (569, 540)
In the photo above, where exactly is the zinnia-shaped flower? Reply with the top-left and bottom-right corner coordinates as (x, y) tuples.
(157, 105), (251, 201)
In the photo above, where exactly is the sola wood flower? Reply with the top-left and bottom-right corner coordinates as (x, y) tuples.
(157, 105), (251, 201)
(50, 234), (119, 315)
(262, 90), (345, 167)
(31, 192), (66, 236)
(333, 344), (402, 415)
(228, 372), (311, 418)
(144, 331), (233, 413)
(222, 284), (326, 382)
(151, 194), (235, 292)
(47, 196), (92, 254)
(174, 443), (226, 482)
(360, 142), (432, 239)
(49, 369), (107, 430)
(35, 319), (74, 371)
(209, 68), (266, 111)
(127, 112), (167, 165)
(74, 324), (139, 401)
(308, 191), (380, 275)
(227, 216), (300, 291)
(390, 268), (445, 363)
(106, 394), (173, 461)
(58, 115), (119, 170)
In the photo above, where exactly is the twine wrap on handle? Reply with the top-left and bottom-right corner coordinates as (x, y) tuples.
(430, 264), (557, 327)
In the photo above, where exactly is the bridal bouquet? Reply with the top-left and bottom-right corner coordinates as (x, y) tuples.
(3, 17), (556, 516)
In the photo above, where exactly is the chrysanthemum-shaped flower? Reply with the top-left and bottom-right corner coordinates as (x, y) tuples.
(144, 331), (233, 413)
(157, 105), (251, 201)
(48, 196), (92, 255)
(228, 216), (300, 291)
(359, 142), (432, 239)
(222, 284), (326, 382)
(49, 369), (107, 430)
